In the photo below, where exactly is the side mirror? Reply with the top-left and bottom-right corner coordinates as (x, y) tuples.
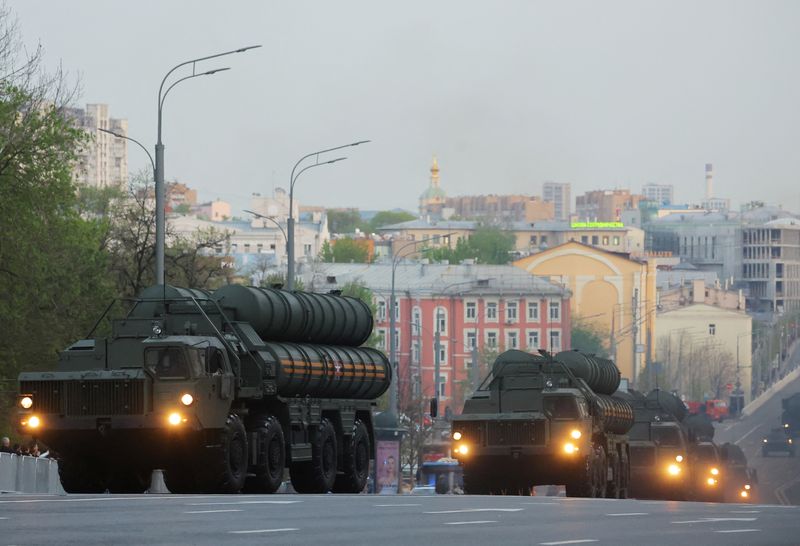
(429, 398), (438, 418)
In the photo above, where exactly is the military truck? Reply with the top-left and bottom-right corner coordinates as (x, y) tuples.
(621, 390), (692, 500)
(451, 350), (632, 497)
(782, 393), (800, 438)
(17, 285), (390, 494)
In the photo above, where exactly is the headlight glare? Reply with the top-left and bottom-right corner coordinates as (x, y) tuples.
(667, 464), (681, 476)
(675, 455), (683, 463)
(457, 444), (469, 455)
(563, 442), (578, 454)
(452, 431), (462, 441)
(570, 429), (582, 440)
(167, 412), (182, 426)
(180, 393), (194, 406)
(20, 396), (33, 409)
(710, 467), (719, 476)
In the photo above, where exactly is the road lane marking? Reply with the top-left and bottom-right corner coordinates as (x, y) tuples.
(539, 538), (597, 546)
(714, 529), (760, 534)
(0, 496), (222, 504)
(229, 528), (299, 534)
(735, 424), (763, 445)
(606, 513), (648, 516)
(672, 517), (757, 524)
(184, 509), (243, 514)
(425, 508), (523, 514)
(375, 504), (422, 507)
(444, 520), (497, 525)
(186, 500), (301, 506)
(729, 510), (761, 513)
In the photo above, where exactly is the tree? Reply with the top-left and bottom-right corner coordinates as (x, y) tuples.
(327, 209), (363, 234)
(570, 319), (609, 357)
(319, 238), (370, 263)
(0, 7), (116, 434)
(425, 226), (516, 265)
(367, 210), (415, 233)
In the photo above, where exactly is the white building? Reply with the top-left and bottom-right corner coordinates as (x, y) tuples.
(67, 104), (128, 188)
(642, 183), (673, 205)
(542, 182), (571, 221)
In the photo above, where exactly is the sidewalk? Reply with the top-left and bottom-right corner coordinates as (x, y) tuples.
(741, 338), (800, 417)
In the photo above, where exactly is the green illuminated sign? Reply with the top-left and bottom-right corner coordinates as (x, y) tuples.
(570, 222), (624, 229)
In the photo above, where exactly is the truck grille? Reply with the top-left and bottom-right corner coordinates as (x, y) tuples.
(487, 420), (546, 446)
(20, 379), (146, 416)
(630, 445), (656, 467)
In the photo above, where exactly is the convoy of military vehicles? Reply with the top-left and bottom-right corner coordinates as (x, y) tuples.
(14, 287), (778, 501)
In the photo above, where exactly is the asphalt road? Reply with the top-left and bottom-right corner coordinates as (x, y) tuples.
(715, 355), (800, 505)
(1, 492), (798, 546)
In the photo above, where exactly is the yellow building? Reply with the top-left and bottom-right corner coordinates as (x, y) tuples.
(513, 241), (657, 386)
(655, 303), (752, 404)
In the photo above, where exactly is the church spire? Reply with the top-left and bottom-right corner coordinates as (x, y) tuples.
(430, 156), (440, 188)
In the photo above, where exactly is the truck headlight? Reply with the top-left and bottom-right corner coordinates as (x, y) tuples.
(744, 484), (751, 490)
(457, 443), (469, 455)
(710, 467), (719, 476)
(570, 429), (582, 440)
(563, 442), (578, 454)
(707, 477), (717, 486)
(20, 396), (33, 409)
(452, 431), (462, 441)
(740, 490), (749, 498)
(21, 415), (41, 429)
(675, 455), (684, 463)
(180, 393), (194, 406)
(667, 464), (681, 476)
(167, 412), (183, 426)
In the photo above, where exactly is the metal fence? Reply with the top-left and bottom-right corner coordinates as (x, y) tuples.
(0, 452), (65, 494)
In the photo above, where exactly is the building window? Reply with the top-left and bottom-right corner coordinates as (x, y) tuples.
(244, 244), (251, 253)
(602, 236), (609, 245)
(465, 301), (477, 321)
(486, 302), (498, 321)
(549, 301), (561, 321)
(527, 330), (540, 349)
(613, 236), (620, 246)
(507, 331), (519, 349)
(486, 331), (498, 348)
(304, 244), (312, 256)
(581, 236), (588, 244)
(257, 243), (264, 253)
(377, 300), (386, 321)
(506, 301), (518, 323)
(464, 359), (473, 370)
(412, 341), (420, 363)
(393, 329), (400, 350)
(549, 330), (561, 351)
(436, 307), (447, 332)
(436, 343), (447, 363)
(393, 300), (400, 321)
(527, 301), (539, 321)
(466, 331), (477, 350)
(709, 323), (716, 335)
(437, 373), (447, 398)
(376, 329), (386, 350)
(412, 307), (421, 335)
(592, 236), (599, 245)
(530, 235), (538, 245)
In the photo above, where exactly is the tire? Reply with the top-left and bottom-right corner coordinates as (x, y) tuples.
(606, 455), (621, 499)
(198, 413), (248, 493)
(565, 455), (597, 498)
(244, 415), (286, 494)
(58, 455), (107, 493)
(595, 447), (607, 498)
(290, 417), (338, 494)
(333, 419), (370, 493)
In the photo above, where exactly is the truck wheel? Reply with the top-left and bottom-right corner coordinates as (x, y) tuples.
(290, 417), (338, 493)
(244, 415), (286, 494)
(566, 454), (599, 498)
(606, 456), (621, 499)
(595, 447), (608, 498)
(58, 455), (107, 493)
(198, 413), (248, 493)
(333, 419), (370, 493)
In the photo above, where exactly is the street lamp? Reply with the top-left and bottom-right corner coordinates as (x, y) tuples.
(154, 44), (261, 286)
(97, 128), (155, 177)
(286, 141), (370, 290)
(243, 209), (288, 243)
(388, 233), (456, 416)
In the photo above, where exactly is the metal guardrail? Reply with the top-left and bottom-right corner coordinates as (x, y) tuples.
(0, 452), (65, 494)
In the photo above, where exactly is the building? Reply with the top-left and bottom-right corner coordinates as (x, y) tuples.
(542, 182), (571, 221)
(655, 301), (752, 404)
(575, 189), (644, 223)
(419, 157), (447, 221)
(298, 263), (571, 412)
(742, 217), (800, 313)
(642, 184), (674, 206)
(67, 104), (128, 188)
(193, 200), (231, 222)
(167, 182), (198, 211)
(444, 194), (554, 223)
(513, 241), (657, 386)
(377, 218), (645, 257)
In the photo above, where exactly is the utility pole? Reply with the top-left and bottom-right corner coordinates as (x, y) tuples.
(434, 308), (442, 417)
(470, 334), (480, 391)
(632, 290), (639, 387)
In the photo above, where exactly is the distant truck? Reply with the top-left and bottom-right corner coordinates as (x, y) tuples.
(18, 285), (390, 494)
(451, 350), (632, 498)
(686, 399), (729, 422)
(782, 393), (800, 438)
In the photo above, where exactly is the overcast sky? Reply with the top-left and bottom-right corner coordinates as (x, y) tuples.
(12, 1), (800, 216)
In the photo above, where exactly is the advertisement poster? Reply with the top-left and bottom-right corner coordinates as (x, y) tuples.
(376, 440), (400, 494)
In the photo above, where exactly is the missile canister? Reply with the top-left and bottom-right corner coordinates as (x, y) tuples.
(645, 389), (689, 422)
(131, 285), (211, 318)
(555, 350), (621, 395)
(594, 394), (635, 435)
(213, 285), (373, 347)
(261, 342), (391, 399)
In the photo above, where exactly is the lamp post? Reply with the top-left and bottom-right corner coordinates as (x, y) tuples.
(243, 209), (288, 243)
(388, 233), (456, 416)
(154, 45), (261, 286)
(286, 141), (370, 290)
(98, 128), (155, 176)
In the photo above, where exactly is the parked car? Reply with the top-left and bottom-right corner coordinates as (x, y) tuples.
(762, 428), (795, 457)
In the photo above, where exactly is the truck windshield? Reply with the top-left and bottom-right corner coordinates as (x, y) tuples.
(145, 347), (191, 380)
(652, 426), (681, 446)
(543, 396), (579, 419)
